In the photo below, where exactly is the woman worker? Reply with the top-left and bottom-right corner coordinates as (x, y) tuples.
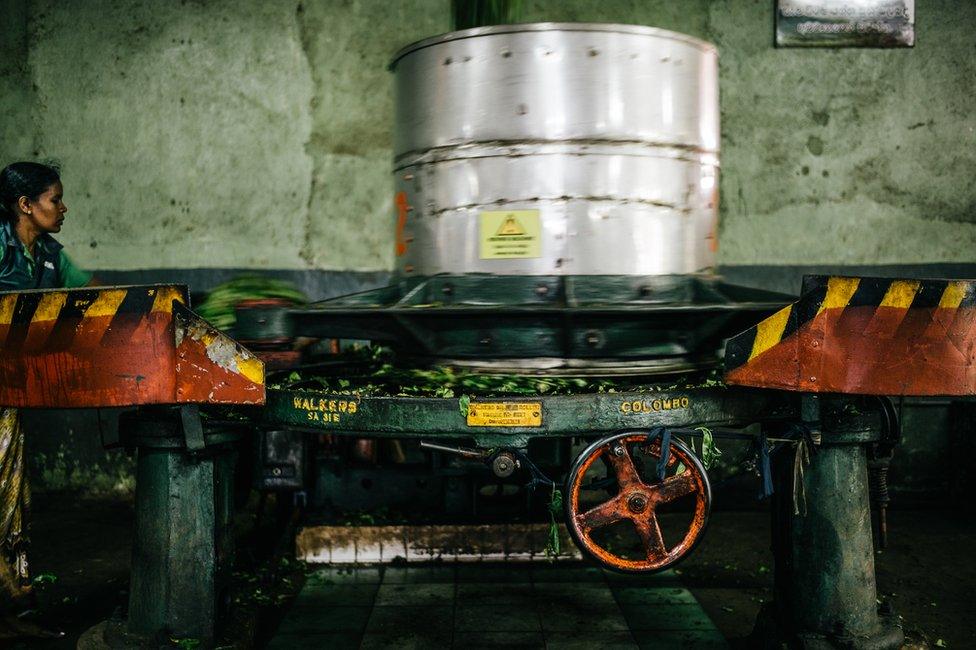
(0, 161), (91, 639)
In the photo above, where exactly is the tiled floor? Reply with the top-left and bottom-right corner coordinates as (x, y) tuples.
(268, 563), (728, 649)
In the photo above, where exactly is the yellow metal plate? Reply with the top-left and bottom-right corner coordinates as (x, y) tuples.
(467, 402), (543, 427)
(479, 210), (542, 259)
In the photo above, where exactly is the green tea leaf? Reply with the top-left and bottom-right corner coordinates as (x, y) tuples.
(171, 639), (201, 650)
(696, 426), (722, 470)
(544, 487), (563, 558)
(32, 572), (57, 585)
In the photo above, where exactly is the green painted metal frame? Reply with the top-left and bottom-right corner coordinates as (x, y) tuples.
(222, 381), (892, 649)
(257, 385), (884, 448)
(261, 386), (790, 448)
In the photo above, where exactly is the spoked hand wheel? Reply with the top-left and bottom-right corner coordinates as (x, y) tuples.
(565, 432), (711, 573)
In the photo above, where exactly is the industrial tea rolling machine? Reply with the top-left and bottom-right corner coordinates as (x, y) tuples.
(230, 24), (922, 649)
(238, 23), (794, 574)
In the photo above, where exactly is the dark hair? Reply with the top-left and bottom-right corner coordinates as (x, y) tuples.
(0, 162), (61, 224)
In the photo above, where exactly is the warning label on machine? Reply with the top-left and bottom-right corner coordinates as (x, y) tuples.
(479, 210), (542, 259)
(467, 402), (542, 427)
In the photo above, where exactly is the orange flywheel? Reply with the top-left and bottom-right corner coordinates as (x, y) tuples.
(565, 432), (711, 573)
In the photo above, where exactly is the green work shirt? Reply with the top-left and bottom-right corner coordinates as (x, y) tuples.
(0, 220), (91, 290)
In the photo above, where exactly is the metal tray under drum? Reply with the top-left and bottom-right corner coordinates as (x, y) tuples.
(237, 274), (792, 375)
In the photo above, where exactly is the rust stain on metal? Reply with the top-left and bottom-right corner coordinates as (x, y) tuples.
(395, 191), (410, 256)
(0, 285), (187, 408)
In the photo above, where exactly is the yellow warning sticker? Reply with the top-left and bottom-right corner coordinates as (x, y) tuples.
(479, 210), (542, 259)
(467, 402), (543, 427)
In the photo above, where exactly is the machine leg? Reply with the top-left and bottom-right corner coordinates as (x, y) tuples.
(762, 437), (903, 649)
(127, 444), (229, 643)
(214, 447), (238, 611)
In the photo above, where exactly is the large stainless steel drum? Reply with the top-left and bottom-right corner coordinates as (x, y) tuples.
(390, 23), (719, 278)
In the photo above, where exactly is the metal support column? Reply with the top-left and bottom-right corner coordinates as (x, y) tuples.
(128, 444), (217, 641)
(122, 408), (243, 645)
(760, 396), (903, 649)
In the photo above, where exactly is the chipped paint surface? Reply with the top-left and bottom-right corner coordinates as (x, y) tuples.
(174, 302), (265, 405)
(186, 321), (264, 388)
(188, 321), (241, 375)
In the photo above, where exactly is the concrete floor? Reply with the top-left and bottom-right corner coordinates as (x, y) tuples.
(268, 565), (726, 649)
(11, 496), (976, 648)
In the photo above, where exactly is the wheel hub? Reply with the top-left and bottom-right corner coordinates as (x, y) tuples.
(627, 493), (649, 514)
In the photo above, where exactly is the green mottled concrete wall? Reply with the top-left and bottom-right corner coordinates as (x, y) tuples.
(709, 1), (976, 265)
(1, 0), (974, 274)
(294, 1), (449, 271)
(0, 0), (33, 159)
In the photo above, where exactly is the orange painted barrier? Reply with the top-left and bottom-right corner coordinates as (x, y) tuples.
(725, 276), (976, 396)
(0, 285), (264, 408)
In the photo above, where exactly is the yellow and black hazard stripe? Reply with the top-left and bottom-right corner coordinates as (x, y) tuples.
(725, 276), (976, 373)
(0, 285), (188, 352)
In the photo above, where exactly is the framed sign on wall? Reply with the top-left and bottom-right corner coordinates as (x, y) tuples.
(776, 0), (915, 47)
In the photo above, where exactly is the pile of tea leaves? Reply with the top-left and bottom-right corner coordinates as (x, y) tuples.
(270, 347), (724, 398)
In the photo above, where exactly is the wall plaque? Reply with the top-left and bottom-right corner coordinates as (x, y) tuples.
(776, 0), (915, 47)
